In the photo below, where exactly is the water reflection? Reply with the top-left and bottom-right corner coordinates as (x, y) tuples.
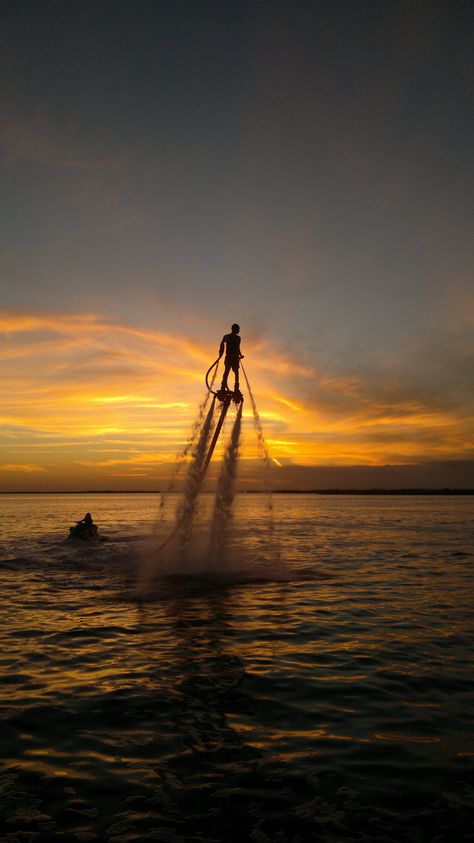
(1, 494), (473, 841)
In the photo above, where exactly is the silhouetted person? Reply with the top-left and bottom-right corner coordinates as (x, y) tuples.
(68, 512), (99, 541)
(219, 323), (244, 391)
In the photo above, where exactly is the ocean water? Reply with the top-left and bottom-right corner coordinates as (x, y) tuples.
(0, 492), (473, 842)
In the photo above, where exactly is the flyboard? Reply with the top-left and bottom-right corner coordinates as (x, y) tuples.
(158, 358), (243, 551)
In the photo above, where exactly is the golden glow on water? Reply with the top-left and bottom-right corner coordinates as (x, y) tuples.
(0, 493), (473, 840)
(374, 733), (441, 744)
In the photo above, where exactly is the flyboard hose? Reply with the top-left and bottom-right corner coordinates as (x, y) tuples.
(205, 357), (220, 393)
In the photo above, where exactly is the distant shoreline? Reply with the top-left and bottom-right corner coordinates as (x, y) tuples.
(1, 489), (473, 496)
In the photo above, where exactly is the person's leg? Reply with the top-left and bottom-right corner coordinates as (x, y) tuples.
(221, 360), (231, 389)
(232, 359), (239, 390)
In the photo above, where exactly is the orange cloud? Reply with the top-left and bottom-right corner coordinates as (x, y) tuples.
(1, 307), (473, 489)
(0, 463), (47, 473)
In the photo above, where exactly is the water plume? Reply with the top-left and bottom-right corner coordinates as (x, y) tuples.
(160, 374), (217, 513)
(138, 396), (216, 593)
(241, 365), (269, 467)
(155, 360), (219, 523)
(139, 363), (279, 591)
(174, 395), (216, 555)
(241, 365), (275, 544)
(210, 402), (243, 565)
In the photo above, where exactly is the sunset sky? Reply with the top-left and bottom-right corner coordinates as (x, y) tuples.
(1, 0), (473, 490)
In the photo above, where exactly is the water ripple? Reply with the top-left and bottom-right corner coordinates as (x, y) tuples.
(0, 493), (473, 840)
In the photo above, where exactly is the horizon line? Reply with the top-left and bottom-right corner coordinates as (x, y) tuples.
(1, 488), (473, 495)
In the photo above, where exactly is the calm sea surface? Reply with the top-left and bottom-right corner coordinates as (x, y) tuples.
(1, 492), (473, 841)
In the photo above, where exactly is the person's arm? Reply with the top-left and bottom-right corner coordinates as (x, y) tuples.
(219, 336), (225, 357)
(238, 337), (244, 359)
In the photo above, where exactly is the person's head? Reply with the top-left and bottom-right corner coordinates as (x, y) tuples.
(231, 323), (240, 334)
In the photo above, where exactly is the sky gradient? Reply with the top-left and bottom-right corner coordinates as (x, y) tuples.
(1, 0), (473, 490)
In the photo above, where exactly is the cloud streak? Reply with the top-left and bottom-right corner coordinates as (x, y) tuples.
(1, 307), (473, 489)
